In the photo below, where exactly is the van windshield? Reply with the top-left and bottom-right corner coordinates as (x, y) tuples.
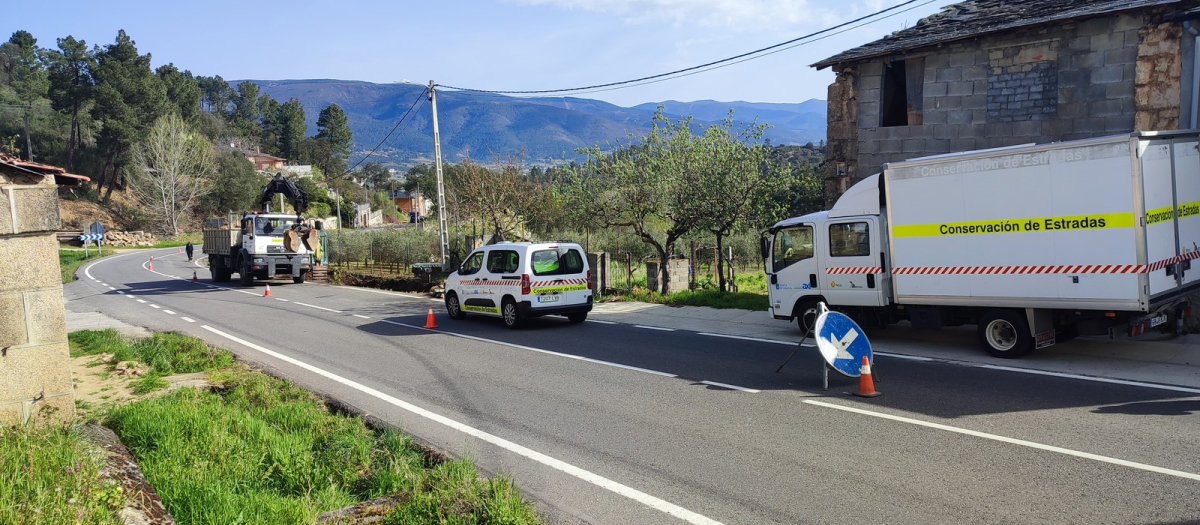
(531, 249), (584, 276)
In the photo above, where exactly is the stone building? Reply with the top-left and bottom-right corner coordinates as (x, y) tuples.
(0, 154), (88, 425)
(812, 0), (1200, 207)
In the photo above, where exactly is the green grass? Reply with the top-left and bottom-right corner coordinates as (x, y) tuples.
(611, 288), (770, 311)
(105, 367), (543, 525)
(58, 247), (115, 283)
(0, 425), (125, 525)
(69, 330), (234, 393)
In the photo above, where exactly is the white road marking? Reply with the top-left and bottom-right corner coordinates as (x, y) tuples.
(136, 299), (146, 303)
(353, 314), (372, 319)
(116, 291), (125, 295)
(149, 304), (161, 309)
(96, 281), (104, 285)
(980, 365), (1200, 394)
(331, 285), (430, 300)
(276, 298), (289, 302)
(875, 352), (934, 362)
(180, 317), (195, 323)
(163, 310), (176, 315)
(107, 286), (116, 290)
(586, 319), (617, 325)
(804, 399), (1200, 482)
(199, 325), (722, 525)
(634, 325), (675, 332)
(697, 332), (815, 347)
(377, 319), (678, 378)
(294, 302), (342, 313)
(699, 381), (760, 393)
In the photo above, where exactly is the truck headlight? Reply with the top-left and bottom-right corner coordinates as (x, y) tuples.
(253, 258), (264, 263)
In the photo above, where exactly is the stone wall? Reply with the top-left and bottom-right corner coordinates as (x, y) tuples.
(824, 10), (1182, 207)
(0, 170), (75, 425)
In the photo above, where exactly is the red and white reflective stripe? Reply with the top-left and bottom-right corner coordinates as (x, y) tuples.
(531, 277), (589, 287)
(893, 265), (1147, 275)
(826, 267), (882, 274)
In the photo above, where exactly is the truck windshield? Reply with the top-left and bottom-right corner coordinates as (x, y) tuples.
(773, 226), (813, 271)
(254, 217), (296, 236)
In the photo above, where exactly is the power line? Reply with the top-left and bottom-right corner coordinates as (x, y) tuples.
(437, 0), (932, 95)
(344, 87), (427, 174)
(556, 0), (938, 98)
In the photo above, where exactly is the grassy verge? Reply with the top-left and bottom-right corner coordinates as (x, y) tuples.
(66, 329), (542, 524)
(605, 288), (769, 311)
(0, 425), (124, 525)
(106, 366), (542, 524)
(59, 247), (115, 284)
(69, 330), (234, 395)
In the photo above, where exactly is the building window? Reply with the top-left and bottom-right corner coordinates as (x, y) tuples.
(880, 58), (924, 127)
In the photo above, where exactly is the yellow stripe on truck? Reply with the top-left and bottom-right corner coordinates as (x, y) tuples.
(1146, 200), (1200, 225)
(462, 305), (500, 314)
(531, 284), (588, 295)
(892, 212), (1135, 238)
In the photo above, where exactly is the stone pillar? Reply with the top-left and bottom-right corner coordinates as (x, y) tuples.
(824, 66), (859, 209)
(0, 168), (75, 425)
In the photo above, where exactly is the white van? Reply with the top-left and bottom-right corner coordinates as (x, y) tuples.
(444, 242), (593, 328)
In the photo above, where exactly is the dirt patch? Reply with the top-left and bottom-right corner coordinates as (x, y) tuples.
(333, 269), (440, 293)
(71, 354), (217, 419)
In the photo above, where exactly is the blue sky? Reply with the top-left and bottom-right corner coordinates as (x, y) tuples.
(6, 0), (958, 107)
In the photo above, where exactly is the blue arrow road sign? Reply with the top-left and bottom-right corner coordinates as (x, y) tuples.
(814, 306), (873, 378)
(79, 234), (103, 241)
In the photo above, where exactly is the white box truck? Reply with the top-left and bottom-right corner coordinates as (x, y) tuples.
(763, 131), (1199, 357)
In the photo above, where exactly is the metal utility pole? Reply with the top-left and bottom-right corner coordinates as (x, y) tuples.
(429, 81), (450, 270)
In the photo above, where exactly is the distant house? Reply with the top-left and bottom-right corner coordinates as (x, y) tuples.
(389, 189), (429, 222)
(811, 0), (1200, 207)
(214, 143), (287, 172)
(283, 165), (314, 178)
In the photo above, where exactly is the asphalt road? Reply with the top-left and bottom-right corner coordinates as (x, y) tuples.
(66, 248), (1200, 525)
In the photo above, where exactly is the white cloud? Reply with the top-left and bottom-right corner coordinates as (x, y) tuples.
(507, 0), (847, 32)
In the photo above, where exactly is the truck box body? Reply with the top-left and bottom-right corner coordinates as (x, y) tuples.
(202, 227), (237, 256)
(882, 132), (1200, 313)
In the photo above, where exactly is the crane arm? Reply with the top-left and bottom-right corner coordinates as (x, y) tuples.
(259, 173), (310, 215)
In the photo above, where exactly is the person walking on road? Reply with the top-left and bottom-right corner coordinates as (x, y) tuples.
(185, 241), (194, 261)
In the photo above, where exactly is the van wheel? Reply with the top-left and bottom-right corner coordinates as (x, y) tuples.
(795, 300), (821, 335)
(978, 309), (1033, 358)
(502, 298), (523, 329)
(567, 312), (587, 324)
(445, 292), (466, 320)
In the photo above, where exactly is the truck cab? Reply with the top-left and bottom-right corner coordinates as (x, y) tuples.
(765, 175), (891, 332)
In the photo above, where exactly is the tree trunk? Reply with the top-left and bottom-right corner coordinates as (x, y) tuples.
(67, 105), (79, 171)
(104, 162), (119, 202)
(716, 232), (726, 293)
(96, 154), (113, 196)
(23, 108), (33, 161)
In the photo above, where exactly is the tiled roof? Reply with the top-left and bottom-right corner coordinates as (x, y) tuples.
(0, 153), (90, 185)
(812, 0), (1183, 70)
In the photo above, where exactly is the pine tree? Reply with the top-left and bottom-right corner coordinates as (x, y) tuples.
(90, 30), (168, 200)
(46, 35), (94, 171)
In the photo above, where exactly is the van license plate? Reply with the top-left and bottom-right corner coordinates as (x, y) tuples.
(538, 295), (560, 303)
(1149, 314), (1168, 328)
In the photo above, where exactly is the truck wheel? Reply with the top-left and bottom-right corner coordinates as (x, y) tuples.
(445, 292), (467, 320)
(239, 265), (254, 286)
(502, 298), (523, 329)
(795, 300), (821, 335)
(293, 272), (306, 284)
(567, 312), (588, 324)
(978, 309), (1033, 358)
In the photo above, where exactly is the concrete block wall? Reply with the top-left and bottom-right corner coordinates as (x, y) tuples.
(824, 11), (1173, 207)
(0, 171), (75, 425)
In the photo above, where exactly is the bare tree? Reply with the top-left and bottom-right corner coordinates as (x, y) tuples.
(448, 153), (548, 241)
(130, 113), (213, 234)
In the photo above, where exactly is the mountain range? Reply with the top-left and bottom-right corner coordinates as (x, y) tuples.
(247, 80), (827, 168)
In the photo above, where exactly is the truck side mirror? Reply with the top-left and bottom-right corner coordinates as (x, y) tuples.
(314, 220), (323, 231)
(759, 236), (769, 260)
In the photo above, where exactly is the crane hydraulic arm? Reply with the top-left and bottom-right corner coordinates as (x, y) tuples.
(259, 173), (310, 215)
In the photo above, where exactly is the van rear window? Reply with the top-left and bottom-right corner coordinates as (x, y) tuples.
(531, 249), (584, 276)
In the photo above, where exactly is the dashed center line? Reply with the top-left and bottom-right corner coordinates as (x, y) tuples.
(634, 325), (675, 332)
(294, 302), (342, 313)
(180, 317), (196, 323)
(353, 314), (372, 319)
(136, 299), (146, 303)
(149, 304), (161, 309)
(116, 291), (125, 295)
(163, 310), (176, 315)
(699, 380), (760, 393)
(276, 298), (289, 302)
(586, 319), (617, 325)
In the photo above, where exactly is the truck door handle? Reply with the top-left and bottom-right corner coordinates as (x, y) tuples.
(769, 273), (777, 284)
(867, 274), (876, 288)
(809, 274), (818, 288)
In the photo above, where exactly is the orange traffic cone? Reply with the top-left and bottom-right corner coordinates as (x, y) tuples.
(853, 356), (882, 398)
(177, 248), (182, 254)
(191, 271), (198, 283)
(423, 306), (439, 329)
(263, 284), (272, 297)
(147, 260), (153, 271)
